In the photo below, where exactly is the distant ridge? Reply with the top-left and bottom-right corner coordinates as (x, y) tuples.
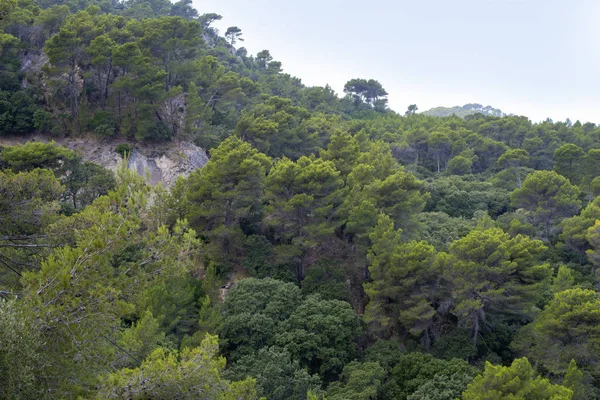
(422, 103), (505, 118)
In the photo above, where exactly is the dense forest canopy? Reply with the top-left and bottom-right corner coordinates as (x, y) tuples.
(1, 0), (600, 399)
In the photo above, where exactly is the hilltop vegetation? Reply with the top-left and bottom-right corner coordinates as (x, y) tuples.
(2, 0), (600, 399)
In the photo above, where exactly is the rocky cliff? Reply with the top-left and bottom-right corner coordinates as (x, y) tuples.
(0, 135), (209, 187)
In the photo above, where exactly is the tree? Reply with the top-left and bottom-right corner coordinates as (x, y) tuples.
(563, 360), (587, 400)
(0, 90), (39, 135)
(186, 137), (270, 266)
(554, 143), (585, 184)
(219, 278), (302, 361)
(184, 81), (204, 137)
(446, 227), (552, 345)
(462, 358), (573, 400)
(327, 361), (386, 400)
(559, 195), (600, 264)
(170, 0), (198, 19)
(61, 160), (116, 212)
(0, 0), (16, 21)
(364, 214), (440, 344)
(320, 130), (361, 176)
(448, 152), (477, 175)
(586, 219), (600, 280)
(225, 26), (243, 46)
(408, 373), (477, 400)
(115, 309), (165, 369)
(43, 9), (97, 126)
(97, 335), (259, 399)
(512, 289), (600, 381)
(0, 168), (63, 237)
(193, 55), (249, 129)
(552, 265), (576, 293)
(414, 212), (476, 252)
(429, 130), (452, 173)
(510, 170), (581, 239)
(87, 34), (117, 103)
(343, 78), (388, 107)
(20, 165), (202, 397)
(1, 141), (77, 173)
(383, 352), (477, 400)
(264, 156), (343, 280)
(405, 104), (418, 116)
(0, 168), (63, 287)
(275, 295), (361, 379)
(582, 149), (600, 198)
(228, 346), (322, 400)
(255, 49), (273, 69)
(367, 169), (428, 231)
(498, 148), (529, 188)
(0, 299), (43, 400)
(235, 96), (315, 159)
(302, 258), (350, 301)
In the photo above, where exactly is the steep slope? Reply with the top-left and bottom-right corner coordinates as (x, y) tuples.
(0, 135), (208, 186)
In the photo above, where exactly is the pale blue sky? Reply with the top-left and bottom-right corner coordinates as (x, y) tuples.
(194, 0), (600, 123)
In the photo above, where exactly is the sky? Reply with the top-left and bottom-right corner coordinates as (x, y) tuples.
(193, 0), (600, 124)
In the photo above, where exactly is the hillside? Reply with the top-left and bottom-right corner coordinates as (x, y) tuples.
(0, 134), (208, 186)
(2, 0), (600, 399)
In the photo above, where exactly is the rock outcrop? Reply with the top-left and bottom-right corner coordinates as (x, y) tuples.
(0, 135), (209, 187)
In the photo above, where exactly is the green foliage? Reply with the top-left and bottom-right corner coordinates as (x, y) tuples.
(228, 346), (322, 400)
(115, 143), (133, 158)
(560, 195), (600, 264)
(512, 289), (600, 380)
(19, 165), (202, 397)
(0, 299), (43, 400)
(301, 258), (350, 301)
(511, 170), (581, 239)
(0, 168), (63, 236)
(343, 78), (388, 108)
(364, 214), (440, 341)
(265, 155), (344, 280)
(0, 167), (63, 286)
(136, 275), (200, 343)
(275, 295), (361, 379)
(383, 352), (478, 400)
(498, 148), (529, 188)
(220, 278), (302, 361)
(97, 334), (259, 399)
(414, 212), (476, 251)
(1, 141), (77, 172)
(4, 0), (600, 395)
(187, 137), (270, 267)
(462, 358), (573, 399)
(563, 360), (586, 400)
(408, 372), (477, 400)
(116, 309), (165, 368)
(0, 89), (40, 135)
(446, 227), (552, 345)
(327, 361), (386, 400)
(363, 339), (405, 372)
(236, 96), (316, 159)
(425, 175), (510, 218)
(61, 160), (116, 212)
(554, 143), (585, 184)
(225, 26), (243, 46)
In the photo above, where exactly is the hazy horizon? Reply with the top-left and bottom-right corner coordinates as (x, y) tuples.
(194, 0), (599, 124)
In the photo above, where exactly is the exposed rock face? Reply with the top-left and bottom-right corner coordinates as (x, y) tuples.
(0, 135), (209, 187)
(119, 142), (208, 186)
